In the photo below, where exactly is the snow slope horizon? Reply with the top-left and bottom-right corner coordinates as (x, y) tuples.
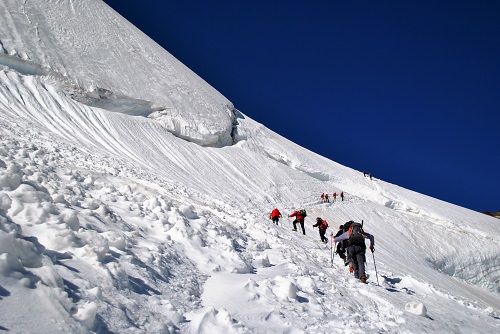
(0, 0), (498, 333)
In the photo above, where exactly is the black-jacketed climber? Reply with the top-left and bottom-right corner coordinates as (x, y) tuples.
(332, 221), (374, 283)
(334, 223), (354, 272)
(334, 225), (346, 260)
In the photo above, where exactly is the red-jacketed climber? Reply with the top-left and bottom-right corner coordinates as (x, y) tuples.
(289, 209), (307, 235)
(269, 208), (282, 225)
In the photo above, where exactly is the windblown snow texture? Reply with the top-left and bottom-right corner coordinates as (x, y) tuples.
(0, 0), (498, 333)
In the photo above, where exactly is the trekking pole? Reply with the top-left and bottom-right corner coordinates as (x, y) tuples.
(330, 235), (334, 267)
(371, 251), (380, 286)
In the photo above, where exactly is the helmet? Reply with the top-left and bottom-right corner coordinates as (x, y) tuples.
(316, 217), (322, 221)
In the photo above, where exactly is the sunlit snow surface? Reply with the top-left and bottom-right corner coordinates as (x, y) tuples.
(0, 0), (498, 333)
(0, 0), (234, 147)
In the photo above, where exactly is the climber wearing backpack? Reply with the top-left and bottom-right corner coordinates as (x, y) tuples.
(269, 208), (282, 225)
(332, 221), (374, 283)
(313, 217), (329, 243)
(289, 209), (307, 235)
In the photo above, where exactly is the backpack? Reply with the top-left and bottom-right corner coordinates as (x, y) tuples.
(348, 222), (365, 246)
(320, 220), (328, 230)
(340, 221), (353, 248)
(299, 209), (307, 217)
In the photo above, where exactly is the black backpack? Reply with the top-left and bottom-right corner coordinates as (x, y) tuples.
(340, 221), (354, 248)
(348, 222), (365, 246)
(299, 209), (307, 217)
(343, 220), (353, 232)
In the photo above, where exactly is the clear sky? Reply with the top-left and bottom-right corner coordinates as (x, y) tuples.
(102, 0), (499, 213)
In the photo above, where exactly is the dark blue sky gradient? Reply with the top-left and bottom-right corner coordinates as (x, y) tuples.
(102, 1), (500, 212)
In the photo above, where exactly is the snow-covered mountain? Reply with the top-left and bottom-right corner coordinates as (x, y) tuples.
(0, 1), (498, 333)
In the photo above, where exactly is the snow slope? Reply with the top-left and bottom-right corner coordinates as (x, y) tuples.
(0, 0), (498, 333)
(0, 0), (234, 147)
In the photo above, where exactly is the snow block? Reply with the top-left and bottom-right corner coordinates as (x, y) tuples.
(405, 302), (427, 316)
(74, 302), (98, 330)
(273, 276), (298, 301)
(0, 192), (12, 212)
(253, 254), (271, 268)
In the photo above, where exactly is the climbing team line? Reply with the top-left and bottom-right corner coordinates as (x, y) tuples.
(267, 193), (378, 286)
(258, 198), (421, 331)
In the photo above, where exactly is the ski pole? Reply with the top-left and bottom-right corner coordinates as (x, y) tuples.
(330, 243), (332, 267)
(371, 251), (380, 286)
(333, 242), (336, 266)
(330, 236), (334, 267)
(329, 234), (332, 264)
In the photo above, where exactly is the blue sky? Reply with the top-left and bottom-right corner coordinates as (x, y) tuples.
(102, 0), (499, 213)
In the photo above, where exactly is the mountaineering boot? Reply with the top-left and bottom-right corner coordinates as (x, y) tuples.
(360, 275), (367, 284)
